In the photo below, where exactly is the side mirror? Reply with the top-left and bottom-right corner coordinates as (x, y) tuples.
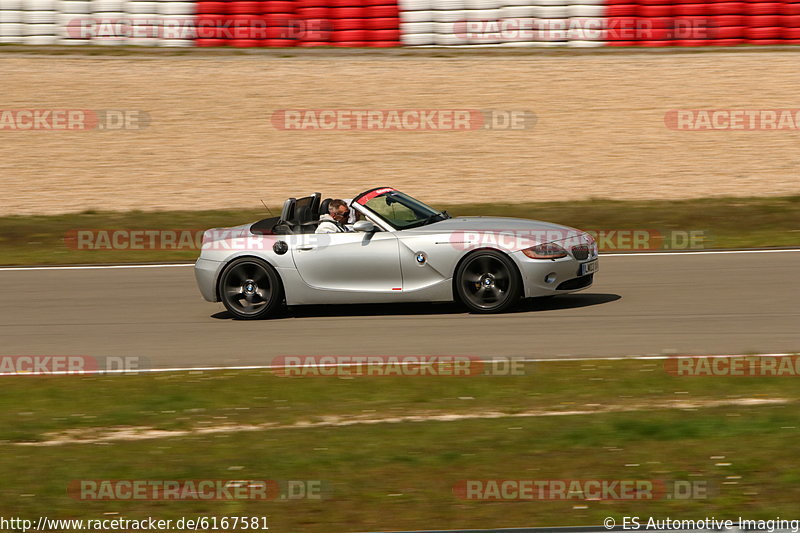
(353, 220), (376, 233)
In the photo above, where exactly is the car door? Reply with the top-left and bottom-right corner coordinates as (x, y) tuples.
(290, 231), (403, 293)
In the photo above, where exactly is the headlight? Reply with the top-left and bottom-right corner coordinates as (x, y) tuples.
(583, 232), (598, 255)
(522, 243), (568, 259)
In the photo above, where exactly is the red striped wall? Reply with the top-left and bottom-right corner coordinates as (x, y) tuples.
(606, 0), (800, 46)
(195, 0), (401, 46)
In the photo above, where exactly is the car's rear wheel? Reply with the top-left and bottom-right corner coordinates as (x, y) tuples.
(219, 258), (283, 320)
(455, 250), (522, 313)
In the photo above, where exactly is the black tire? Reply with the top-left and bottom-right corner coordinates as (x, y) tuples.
(455, 250), (522, 313)
(218, 257), (284, 320)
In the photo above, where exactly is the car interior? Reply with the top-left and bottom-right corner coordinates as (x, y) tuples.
(251, 193), (329, 235)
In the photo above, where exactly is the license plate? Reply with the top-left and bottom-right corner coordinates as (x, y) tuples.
(580, 260), (599, 276)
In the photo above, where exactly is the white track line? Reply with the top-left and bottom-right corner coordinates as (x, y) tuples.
(0, 263), (192, 271)
(601, 249), (800, 257)
(0, 248), (799, 271)
(0, 353), (794, 377)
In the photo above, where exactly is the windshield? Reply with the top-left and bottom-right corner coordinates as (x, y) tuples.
(357, 189), (449, 229)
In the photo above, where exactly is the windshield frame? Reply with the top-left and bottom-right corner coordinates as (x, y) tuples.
(352, 187), (448, 231)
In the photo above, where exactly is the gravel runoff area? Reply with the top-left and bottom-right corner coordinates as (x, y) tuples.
(2, 49), (800, 215)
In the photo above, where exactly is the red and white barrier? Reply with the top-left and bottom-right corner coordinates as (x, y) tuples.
(3, 0), (800, 46)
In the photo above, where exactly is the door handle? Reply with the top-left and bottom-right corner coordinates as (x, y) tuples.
(296, 245), (316, 251)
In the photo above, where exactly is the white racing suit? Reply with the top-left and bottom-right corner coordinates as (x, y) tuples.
(315, 214), (350, 234)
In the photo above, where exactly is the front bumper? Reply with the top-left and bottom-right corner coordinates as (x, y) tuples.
(194, 258), (223, 302)
(511, 251), (597, 298)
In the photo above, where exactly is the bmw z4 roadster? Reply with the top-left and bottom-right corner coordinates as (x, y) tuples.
(195, 187), (599, 319)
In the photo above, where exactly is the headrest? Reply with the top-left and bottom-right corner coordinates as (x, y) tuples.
(310, 193), (321, 215)
(295, 206), (312, 224)
(281, 198), (296, 222)
(319, 198), (332, 216)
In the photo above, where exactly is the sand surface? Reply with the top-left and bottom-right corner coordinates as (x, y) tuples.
(1, 51), (799, 215)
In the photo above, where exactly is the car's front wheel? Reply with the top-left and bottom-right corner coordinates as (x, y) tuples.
(455, 250), (522, 313)
(219, 258), (283, 320)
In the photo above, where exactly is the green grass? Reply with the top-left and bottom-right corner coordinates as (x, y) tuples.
(1, 359), (799, 530)
(1, 196), (799, 265)
(1, 359), (798, 442)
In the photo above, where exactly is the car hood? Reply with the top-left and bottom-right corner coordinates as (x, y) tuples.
(413, 216), (576, 232)
(402, 216), (592, 250)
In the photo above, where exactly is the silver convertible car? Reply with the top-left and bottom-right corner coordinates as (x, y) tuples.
(195, 187), (598, 319)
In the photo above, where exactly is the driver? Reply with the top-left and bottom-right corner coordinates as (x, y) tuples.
(316, 199), (352, 234)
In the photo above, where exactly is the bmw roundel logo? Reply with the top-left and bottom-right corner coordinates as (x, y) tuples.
(415, 251), (427, 265)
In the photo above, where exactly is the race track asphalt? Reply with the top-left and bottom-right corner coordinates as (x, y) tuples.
(1, 252), (798, 369)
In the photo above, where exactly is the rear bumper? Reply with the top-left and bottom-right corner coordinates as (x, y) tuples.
(194, 258), (223, 302)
